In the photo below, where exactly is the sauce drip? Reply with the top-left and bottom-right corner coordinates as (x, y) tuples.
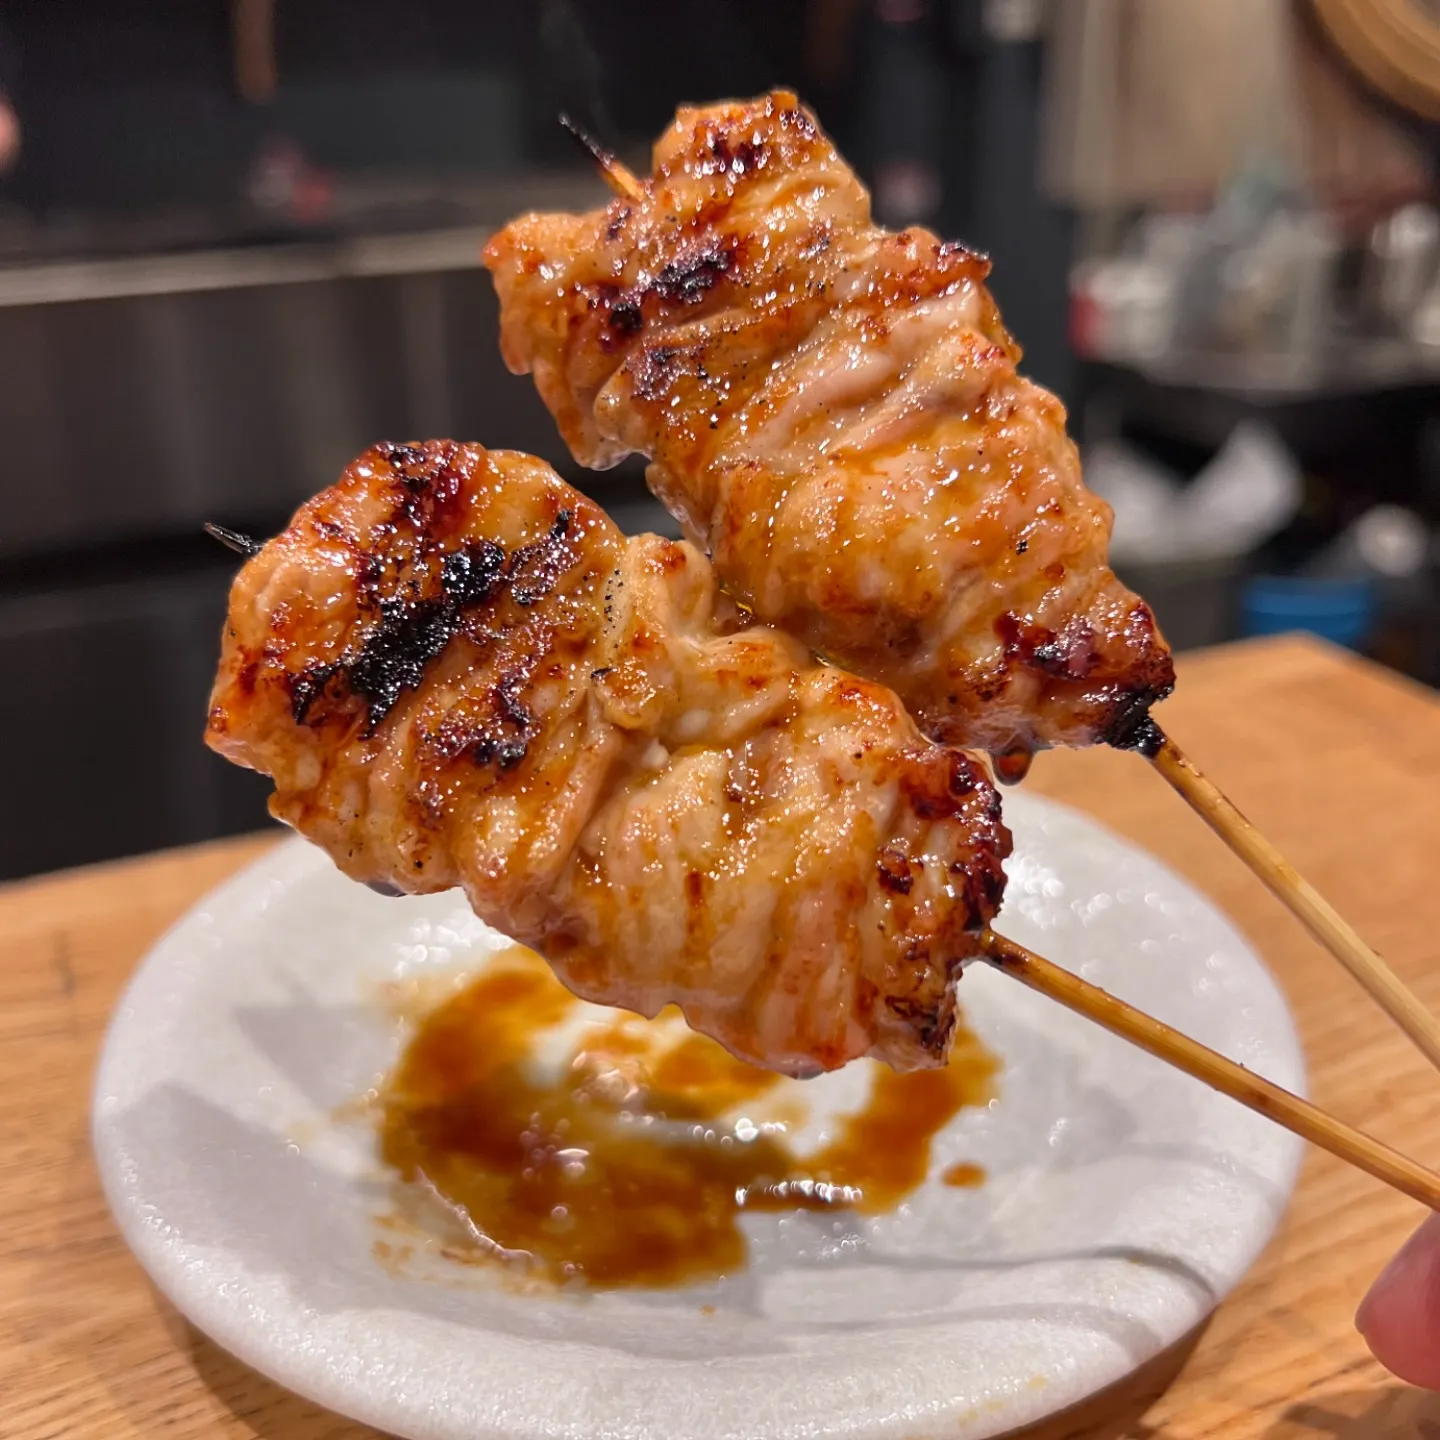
(992, 746), (1034, 785)
(378, 948), (997, 1289)
(940, 1160), (987, 1188)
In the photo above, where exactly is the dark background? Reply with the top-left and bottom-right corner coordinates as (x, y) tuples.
(0, 1), (1432, 880)
(0, 0), (1082, 880)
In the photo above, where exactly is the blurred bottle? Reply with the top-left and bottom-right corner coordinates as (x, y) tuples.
(855, 0), (945, 228)
(1304, 503), (1428, 585)
(980, 0), (1044, 44)
(0, 15), (18, 176)
(1406, 420), (1440, 684)
(1245, 502), (1434, 668)
(1239, 574), (1375, 651)
(1358, 203), (1440, 337)
(243, 137), (332, 230)
(1341, 506), (1435, 679)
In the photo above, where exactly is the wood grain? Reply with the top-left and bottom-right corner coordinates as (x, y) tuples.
(1312, 0), (1440, 123)
(3, 634), (1440, 1439)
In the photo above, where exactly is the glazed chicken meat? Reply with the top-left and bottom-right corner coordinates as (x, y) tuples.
(207, 441), (1010, 1075)
(485, 91), (1175, 762)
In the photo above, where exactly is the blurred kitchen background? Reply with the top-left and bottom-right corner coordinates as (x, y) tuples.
(2, 0), (1438, 879)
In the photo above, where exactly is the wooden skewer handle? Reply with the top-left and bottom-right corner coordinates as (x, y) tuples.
(1139, 724), (1440, 1074)
(978, 929), (1440, 1211)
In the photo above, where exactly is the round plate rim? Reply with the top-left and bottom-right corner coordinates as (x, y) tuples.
(92, 792), (1307, 1440)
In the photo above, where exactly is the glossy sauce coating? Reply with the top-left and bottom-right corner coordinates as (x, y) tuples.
(485, 92), (1175, 758)
(379, 948), (997, 1289)
(207, 441), (1011, 1076)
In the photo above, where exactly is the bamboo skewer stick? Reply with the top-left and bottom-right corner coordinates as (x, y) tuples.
(559, 114), (645, 202)
(978, 928), (1440, 1210)
(554, 114), (1440, 1082)
(1127, 718), (1440, 1074)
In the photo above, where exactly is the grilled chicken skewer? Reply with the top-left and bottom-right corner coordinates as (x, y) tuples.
(484, 94), (1440, 1074)
(206, 440), (1010, 1077)
(204, 441), (1440, 1208)
(485, 90), (1174, 763)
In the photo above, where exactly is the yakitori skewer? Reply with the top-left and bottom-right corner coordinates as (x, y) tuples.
(542, 112), (1440, 1078)
(978, 929), (1440, 1210)
(204, 447), (1440, 1211)
(206, 441), (1014, 1078)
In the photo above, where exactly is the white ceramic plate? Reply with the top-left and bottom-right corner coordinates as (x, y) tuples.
(93, 791), (1304, 1440)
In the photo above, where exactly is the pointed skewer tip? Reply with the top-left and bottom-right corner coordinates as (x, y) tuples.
(557, 112), (645, 202)
(204, 522), (261, 557)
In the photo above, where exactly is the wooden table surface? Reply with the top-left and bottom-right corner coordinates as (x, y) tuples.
(4, 634), (1440, 1440)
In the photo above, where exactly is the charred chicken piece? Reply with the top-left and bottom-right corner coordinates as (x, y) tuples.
(484, 91), (1174, 761)
(207, 441), (1010, 1075)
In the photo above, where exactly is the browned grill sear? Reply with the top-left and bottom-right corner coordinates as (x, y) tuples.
(484, 90), (1175, 762)
(207, 442), (1011, 1076)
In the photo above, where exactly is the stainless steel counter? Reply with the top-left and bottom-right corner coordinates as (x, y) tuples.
(0, 211), (600, 559)
(0, 198), (682, 877)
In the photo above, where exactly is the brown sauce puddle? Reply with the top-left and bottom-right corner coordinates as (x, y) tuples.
(378, 947), (996, 1290)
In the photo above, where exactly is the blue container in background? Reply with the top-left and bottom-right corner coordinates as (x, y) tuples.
(1239, 575), (1376, 650)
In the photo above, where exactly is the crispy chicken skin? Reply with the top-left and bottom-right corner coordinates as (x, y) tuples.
(206, 442), (1010, 1075)
(484, 91), (1174, 760)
